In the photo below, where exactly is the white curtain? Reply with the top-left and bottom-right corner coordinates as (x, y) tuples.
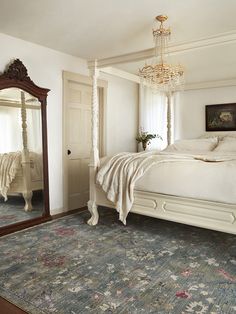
(139, 85), (168, 150)
(26, 108), (42, 153)
(0, 106), (42, 154)
(0, 107), (22, 153)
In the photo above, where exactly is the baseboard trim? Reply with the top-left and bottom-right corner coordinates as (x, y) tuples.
(52, 207), (87, 220)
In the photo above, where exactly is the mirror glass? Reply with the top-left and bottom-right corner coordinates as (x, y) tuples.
(0, 87), (44, 228)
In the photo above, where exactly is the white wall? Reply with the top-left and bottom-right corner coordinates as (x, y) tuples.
(174, 86), (236, 140)
(0, 33), (139, 214)
(101, 73), (138, 155)
(0, 33), (89, 214)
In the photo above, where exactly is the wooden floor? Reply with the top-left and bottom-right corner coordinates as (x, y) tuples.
(0, 297), (27, 314)
(0, 207), (87, 314)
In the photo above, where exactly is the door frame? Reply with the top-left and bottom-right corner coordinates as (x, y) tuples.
(62, 71), (108, 212)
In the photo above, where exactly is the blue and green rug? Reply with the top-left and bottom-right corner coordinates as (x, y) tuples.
(0, 208), (235, 313)
(0, 193), (43, 228)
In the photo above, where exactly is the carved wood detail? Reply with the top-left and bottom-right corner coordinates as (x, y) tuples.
(0, 59), (51, 236)
(2, 59), (34, 83)
(0, 59), (49, 102)
(167, 92), (172, 146)
(87, 62), (100, 225)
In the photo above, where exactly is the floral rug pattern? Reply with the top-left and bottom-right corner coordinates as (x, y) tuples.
(0, 194), (43, 228)
(0, 208), (236, 313)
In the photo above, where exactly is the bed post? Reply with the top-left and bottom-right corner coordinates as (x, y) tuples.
(21, 91), (33, 211)
(167, 92), (173, 146)
(87, 60), (100, 225)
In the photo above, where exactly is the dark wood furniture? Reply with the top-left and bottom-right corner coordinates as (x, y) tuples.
(0, 59), (51, 236)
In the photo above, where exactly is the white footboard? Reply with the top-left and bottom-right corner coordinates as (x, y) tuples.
(95, 186), (236, 235)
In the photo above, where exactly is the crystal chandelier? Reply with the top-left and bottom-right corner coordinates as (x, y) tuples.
(139, 15), (184, 92)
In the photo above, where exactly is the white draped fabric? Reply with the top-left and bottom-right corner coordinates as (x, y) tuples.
(0, 106), (22, 153)
(27, 108), (42, 153)
(139, 86), (168, 150)
(0, 106), (42, 154)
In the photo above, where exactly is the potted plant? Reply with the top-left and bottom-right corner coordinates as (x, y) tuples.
(136, 130), (162, 151)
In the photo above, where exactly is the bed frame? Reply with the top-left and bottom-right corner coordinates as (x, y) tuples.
(90, 187), (236, 235)
(86, 60), (236, 235)
(2, 91), (43, 211)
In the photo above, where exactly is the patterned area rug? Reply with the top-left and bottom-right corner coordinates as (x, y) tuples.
(0, 193), (43, 227)
(0, 208), (235, 314)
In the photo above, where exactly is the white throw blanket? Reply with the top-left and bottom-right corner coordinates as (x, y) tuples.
(97, 151), (236, 224)
(29, 152), (43, 181)
(0, 151), (21, 200)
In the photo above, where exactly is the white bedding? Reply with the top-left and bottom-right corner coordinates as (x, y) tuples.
(0, 151), (21, 200)
(97, 150), (236, 224)
(0, 151), (43, 200)
(10, 152), (43, 182)
(136, 151), (236, 205)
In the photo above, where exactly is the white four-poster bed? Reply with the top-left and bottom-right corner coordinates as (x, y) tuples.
(0, 91), (43, 211)
(86, 53), (236, 235)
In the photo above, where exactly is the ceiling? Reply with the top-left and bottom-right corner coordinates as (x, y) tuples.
(0, 0), (236, 59)
(0, 0), (236, 83)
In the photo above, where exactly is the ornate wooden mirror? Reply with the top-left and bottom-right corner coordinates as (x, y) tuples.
(0, 59), (51, 236)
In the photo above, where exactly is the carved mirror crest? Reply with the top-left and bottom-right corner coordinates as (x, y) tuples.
(0, 59), (51, 235)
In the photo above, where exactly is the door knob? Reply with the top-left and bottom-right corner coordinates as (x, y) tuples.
(67, 149), (71, 155)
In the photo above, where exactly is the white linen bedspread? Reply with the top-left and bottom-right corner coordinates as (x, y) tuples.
(29, 152), (43, 181)
(12, 152), (43, 182)
(136, 151), (236, 205)
(97, 151), (236, 224)
(0, 151), (21, 200)
(0, 152), (43, 200)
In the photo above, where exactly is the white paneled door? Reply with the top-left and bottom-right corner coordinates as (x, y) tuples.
(63, 72), (107, 211)
(67, 81), (92, 210)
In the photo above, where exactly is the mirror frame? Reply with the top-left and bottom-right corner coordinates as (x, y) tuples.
(0, 59), (51, 236)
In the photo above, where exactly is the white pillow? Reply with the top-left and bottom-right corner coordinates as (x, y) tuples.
(200, 132), (236, 140)
(214, 136), (236, 152)
(164, 138), (218, 152)
(199, 134), (220, 139)
(222, 135), (236, 141)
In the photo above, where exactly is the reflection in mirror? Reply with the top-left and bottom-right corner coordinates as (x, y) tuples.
(0, 87), (44, 228)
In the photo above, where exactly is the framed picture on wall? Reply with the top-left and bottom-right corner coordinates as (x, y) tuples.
(206, 103), (236, 131)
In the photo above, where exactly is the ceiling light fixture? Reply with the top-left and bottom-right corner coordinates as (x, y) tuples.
(139, 15), (184, 92)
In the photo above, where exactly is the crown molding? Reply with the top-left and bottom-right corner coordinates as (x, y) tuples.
(101, 66), (236, 92)
(100, 67), (140, 83)
(89, 49), (154, 68)
(182, 79), (236, 91)
(88, 30), (236, 69)
(169, 30), (236, 56)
